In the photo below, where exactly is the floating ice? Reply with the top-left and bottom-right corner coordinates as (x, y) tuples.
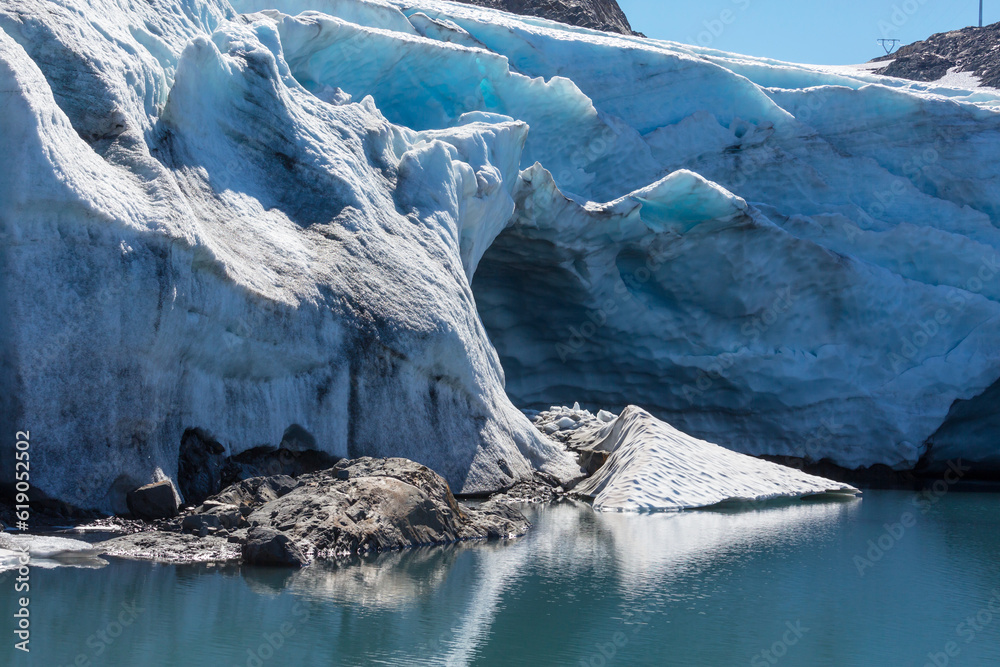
(0, 533), (108, 571)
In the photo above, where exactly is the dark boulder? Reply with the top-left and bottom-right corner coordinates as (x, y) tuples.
(243, 526), (308, 567)
(126, 480), (179, 520)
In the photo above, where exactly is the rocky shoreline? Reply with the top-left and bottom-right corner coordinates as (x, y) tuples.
(0, 403), (869, 570)
(7, 404), (951, 570)
(26, 457), (553, 569)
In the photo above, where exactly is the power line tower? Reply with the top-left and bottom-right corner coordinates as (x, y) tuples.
(878, 38), (900, 55)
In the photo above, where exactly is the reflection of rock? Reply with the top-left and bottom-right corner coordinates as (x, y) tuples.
(287, 545), (473, 609)
(96, 532), (241, 563)
(239, 564), (298, 596)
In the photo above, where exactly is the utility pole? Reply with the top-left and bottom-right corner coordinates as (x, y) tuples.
(981, 0), (984, 27)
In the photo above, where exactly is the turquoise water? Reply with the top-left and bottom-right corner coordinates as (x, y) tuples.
(3, 490), (1000, 666)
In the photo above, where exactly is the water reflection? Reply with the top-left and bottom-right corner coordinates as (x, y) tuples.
(4, 493), (999, 667)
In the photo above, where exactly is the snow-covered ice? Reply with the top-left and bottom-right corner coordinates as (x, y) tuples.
(571, 407), (859, 512)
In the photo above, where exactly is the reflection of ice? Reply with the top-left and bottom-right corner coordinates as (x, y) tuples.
(0, 532), (107, 571)
(588, 499), (861, 592)
(219, 500), (860, 666)
(439, 539), (531, 667)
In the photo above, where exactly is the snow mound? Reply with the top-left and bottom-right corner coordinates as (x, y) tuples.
(573, 407), (859, 512)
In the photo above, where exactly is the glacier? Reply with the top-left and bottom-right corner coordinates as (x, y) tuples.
(1, 0), (999, 512)
(0, 0), (580, 512)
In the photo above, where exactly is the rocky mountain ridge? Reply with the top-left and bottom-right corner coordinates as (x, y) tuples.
(453, 0), (636, 34)
(872, 21), (1000, 87)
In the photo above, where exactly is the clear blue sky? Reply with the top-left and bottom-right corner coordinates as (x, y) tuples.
(618, 0), (1000, 65)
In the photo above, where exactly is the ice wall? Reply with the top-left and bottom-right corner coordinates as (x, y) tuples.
(0, 0), (578, 511)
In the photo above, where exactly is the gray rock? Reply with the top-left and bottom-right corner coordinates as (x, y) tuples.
(181, 513), (223, 536)
(227, 528), (249, 545)
(244, 526), (307, 567)
(198, 502), (245, 531)
(96, 532), (240, 563)
(98, 457), (532, 566)
(126, 480), (179, 520)
(208, 475), (298, 510)
(487, 472), (564, 504)
(246, 457), (531, 560)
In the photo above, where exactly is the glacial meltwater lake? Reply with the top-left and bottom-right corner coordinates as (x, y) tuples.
(4, 490), (1000, 666)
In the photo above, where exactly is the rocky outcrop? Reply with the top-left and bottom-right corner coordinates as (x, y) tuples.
(453, 0), (636, 35)
(96, 457), (531, 566)
(244, 458), (530, 559)
(871, 22), (1000, 87)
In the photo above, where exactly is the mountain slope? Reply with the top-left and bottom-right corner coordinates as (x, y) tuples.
(872, 22), (1000, 88)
